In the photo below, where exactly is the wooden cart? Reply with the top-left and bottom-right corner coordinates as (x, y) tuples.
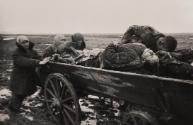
(39, 62), (193, 125)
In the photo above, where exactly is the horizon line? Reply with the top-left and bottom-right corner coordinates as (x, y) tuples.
(1, 32), (193, 35)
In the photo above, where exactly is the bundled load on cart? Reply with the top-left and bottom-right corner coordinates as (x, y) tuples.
(37, 32), (193, 125)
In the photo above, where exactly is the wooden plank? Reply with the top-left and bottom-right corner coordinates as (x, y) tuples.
(45, 62), (193, 113)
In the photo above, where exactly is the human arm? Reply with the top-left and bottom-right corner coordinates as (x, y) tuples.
(13, 53), (40, 68)
(13, 52), (50, 67)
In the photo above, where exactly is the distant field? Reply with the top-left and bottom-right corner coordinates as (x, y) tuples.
(1, 33), (193, 59)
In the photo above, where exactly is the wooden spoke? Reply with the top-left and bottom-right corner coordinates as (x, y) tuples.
(60, 84), (67, 98)
(63, 108), (76, 125)
(49, 79), (59, 97)
(127, 111), (159, 125)
(62, 97), (73, 103)
(44, 73), (79, 125)
(53, 78), (60, 94)
(46, 88), (57, 99)
(61, 111), (70, 125)
(63, 104), (76, 114)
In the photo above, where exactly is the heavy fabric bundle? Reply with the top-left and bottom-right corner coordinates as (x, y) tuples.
(101, 43), (146, 71)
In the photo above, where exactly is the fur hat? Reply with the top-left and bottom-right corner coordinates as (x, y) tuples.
(165, 36), (177, 52)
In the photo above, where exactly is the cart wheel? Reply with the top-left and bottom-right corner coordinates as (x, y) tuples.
(44, 73), (80, 125)
(125, 110), (159, 125)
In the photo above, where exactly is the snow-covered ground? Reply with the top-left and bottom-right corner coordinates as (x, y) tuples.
(0, 86), (122, 125)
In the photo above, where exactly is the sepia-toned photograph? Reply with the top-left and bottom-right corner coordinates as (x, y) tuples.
(0, 0), (193, 125)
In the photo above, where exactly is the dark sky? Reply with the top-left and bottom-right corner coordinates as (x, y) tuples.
(0, 0), (193, 34)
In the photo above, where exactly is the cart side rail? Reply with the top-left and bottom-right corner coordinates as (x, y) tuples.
(45, 62), (193, 114)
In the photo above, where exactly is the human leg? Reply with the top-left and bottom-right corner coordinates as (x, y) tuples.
(8, 94), (26, 112)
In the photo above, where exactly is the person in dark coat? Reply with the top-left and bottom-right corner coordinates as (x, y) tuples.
(9, 36), (49, 112)
(121, 25), (177, 52)
(71, 33), (86, 50)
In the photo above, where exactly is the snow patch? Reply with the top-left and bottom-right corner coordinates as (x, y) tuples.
(3, 37), (15, 41)
(0, 113), (10, 121)
(21, 113), (34, 121)
(0, 88), (11, 99)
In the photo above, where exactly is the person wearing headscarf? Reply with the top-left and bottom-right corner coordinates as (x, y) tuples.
(43, 34), (69, 57)
(43, 34), (80, 63)
(71, 33), (86, 50)
(9, 35), (49, 113)
(121, 25), (177, 52)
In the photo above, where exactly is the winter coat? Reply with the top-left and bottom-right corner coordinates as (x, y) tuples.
(171, 48), (193, 63)
(157, 50), (193, 80)
(101, 43), (146, 71)
(121, 25), (164, 52)
(43, 41), (73, 57)
(10, 42), (40, 95)
(71, 33), (86, 50)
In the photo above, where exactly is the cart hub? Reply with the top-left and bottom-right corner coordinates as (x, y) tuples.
(52, 98), (61, 107)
